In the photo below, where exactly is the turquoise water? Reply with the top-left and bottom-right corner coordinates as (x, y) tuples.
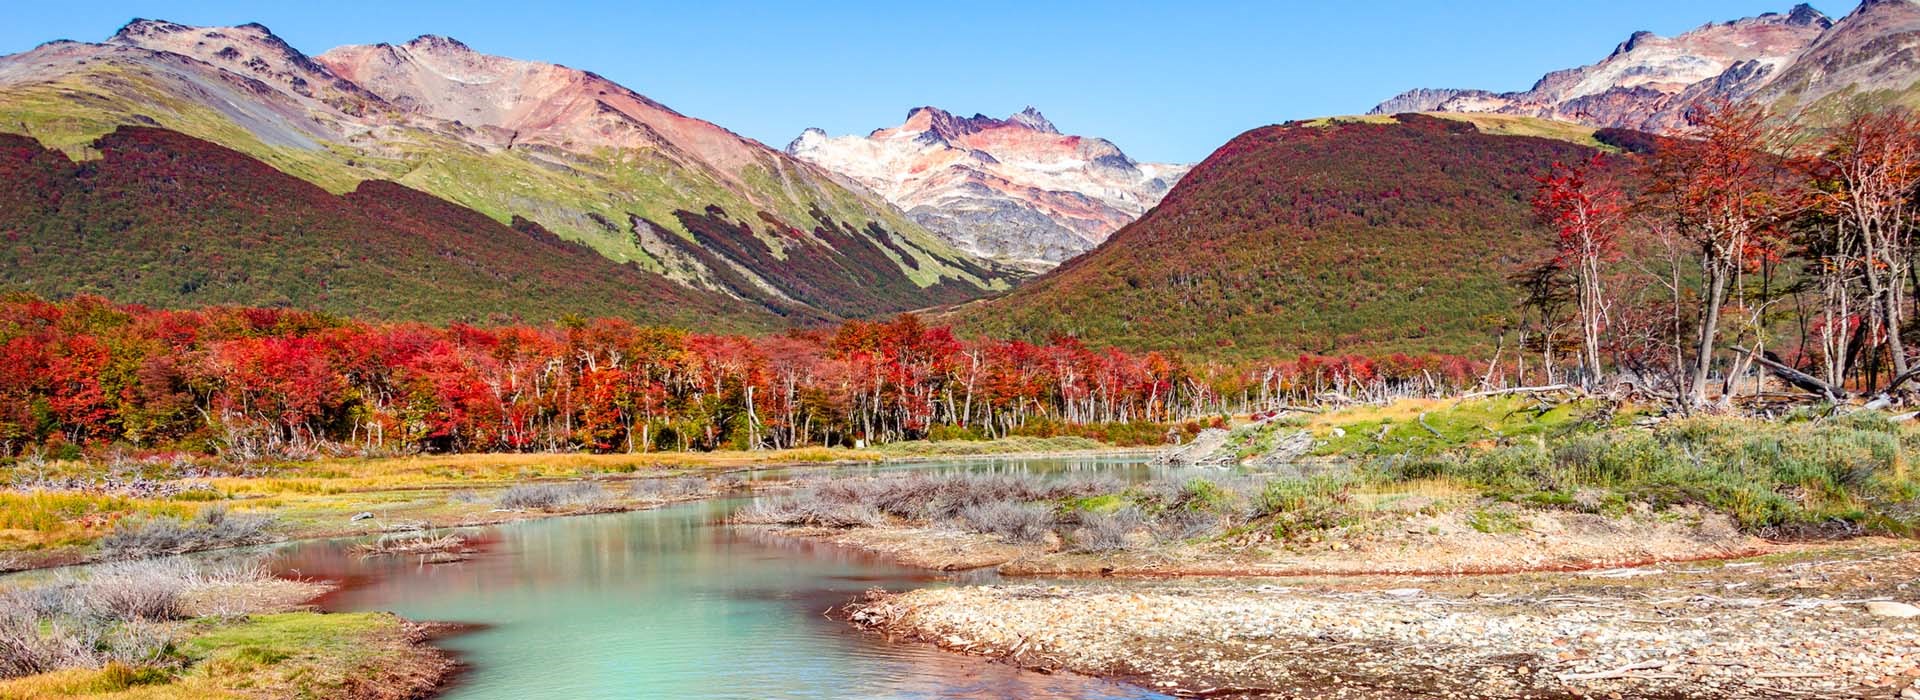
(269, 456), (1182, 699)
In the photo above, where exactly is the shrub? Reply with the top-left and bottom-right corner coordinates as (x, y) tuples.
(0, 558), (264, 680)
(1072, 507), (1146, 552)
(0, 614), (89, 678)
(81, 572), (185, 622)
(1153, 507), (1226, 541)
(958, 502), (1054, 543)
(735, 493), (885, 528)
(496, 482), (607, 510)
(97, 506), (275, 560)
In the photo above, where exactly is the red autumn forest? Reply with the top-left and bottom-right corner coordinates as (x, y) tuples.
(0, 294), (1482, 459)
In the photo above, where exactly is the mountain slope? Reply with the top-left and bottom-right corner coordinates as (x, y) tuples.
(0, 20), (1016, 319)
(1756, 0), (1920, 121)
(0, 127), (785, 328)
(788, 107), (1188, 267)
(946, 114), (1607, 358)
(1371, 2), (1920, 133)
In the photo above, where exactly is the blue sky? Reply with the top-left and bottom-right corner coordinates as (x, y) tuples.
(0, 1), (1834, 163)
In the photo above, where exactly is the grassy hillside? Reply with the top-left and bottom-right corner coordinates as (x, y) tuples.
(0, 127), (792, 329)
(0, 52), (1014, 319)
(949, 114), (1603, 358)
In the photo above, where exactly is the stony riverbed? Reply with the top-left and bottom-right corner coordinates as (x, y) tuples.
(849, 544), (1920, 699)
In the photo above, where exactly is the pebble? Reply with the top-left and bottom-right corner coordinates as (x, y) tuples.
(1869, 602), (1920, 619)
(849, 550), (1920, 699)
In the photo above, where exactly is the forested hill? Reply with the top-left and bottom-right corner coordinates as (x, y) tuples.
(947, 114), (1616, 358)
(0, 127), (797, 330)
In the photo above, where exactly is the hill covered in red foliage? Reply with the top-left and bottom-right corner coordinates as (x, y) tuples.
(949, 114), (1609, 358)
(0, 127), (794, 330)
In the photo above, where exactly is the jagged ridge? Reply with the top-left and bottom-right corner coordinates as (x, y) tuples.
(0, 19), (1021, 320)
(787, 106), (1189, 268)
(1368, 2), (1920, 133)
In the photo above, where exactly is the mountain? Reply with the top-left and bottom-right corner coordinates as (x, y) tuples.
(787, 107), (1189, 268)
(0, 126), (785, 328)
(1371, 2), (1920, 133)
(0, 20), (1017, 320)
(945, 114), (1613, 358)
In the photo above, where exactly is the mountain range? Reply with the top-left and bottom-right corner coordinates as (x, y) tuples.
(788, 107), (1188, 268)
(1373, 1), (1920, 133)
(0, 20), (1019, 321)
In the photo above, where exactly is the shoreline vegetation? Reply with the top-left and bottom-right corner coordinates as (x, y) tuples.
(0, 556), (453, 699)
(740, 394), (1920, 698)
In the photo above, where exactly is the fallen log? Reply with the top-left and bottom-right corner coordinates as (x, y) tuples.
(1731, 347), (1845, 402)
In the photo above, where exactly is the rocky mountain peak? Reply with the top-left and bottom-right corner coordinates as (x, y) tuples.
(403, 34), (474, 54)
(1371, 2), (1865, 134)
(789, 105), (1188, 267)
(102, 18), (377, 111)
(109, 18), (192, 43)
(1783, 3), (1835, 27)
(1009, 106), (1058, 134)
(1610, 30), (1659, 57)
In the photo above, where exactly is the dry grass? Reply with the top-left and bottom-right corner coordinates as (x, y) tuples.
(1303, 398), (1456, 434)
(1298, 113), (1605, 148)
(0, 493), (196, 551)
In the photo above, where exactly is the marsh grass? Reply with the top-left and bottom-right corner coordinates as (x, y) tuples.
(97, 506), (276, 560)
(0, 558), (275, 681)
(495, 482), (608, 510)
(1070, 507), (1147, 552)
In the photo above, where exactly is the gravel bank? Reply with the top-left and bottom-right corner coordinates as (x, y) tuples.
(849, 546), (1920, 699)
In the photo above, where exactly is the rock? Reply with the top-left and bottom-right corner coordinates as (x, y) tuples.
(1384, 588), (1423, 597)
(1900, 684), (1919, 700)
(1867, 601), (1920, 618)
(351, 511), (374, 521)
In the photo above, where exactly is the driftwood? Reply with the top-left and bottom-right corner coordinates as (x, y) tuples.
(1461, 384), (1571, 399)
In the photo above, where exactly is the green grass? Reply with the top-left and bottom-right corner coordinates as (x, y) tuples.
(1311, 396), (1621, 456)
(0, 612), (431, 699)
(1351, 408), (1919, 533)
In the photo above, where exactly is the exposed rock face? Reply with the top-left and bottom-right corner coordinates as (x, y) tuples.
(315, 36), (765, 173)
(787, 107), (1189, 268)
(1371, 2), (1920, 133)
(0, 20), (1019, 318)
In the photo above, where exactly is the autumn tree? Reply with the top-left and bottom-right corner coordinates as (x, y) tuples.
(1534, 154), (1627, 388)
(1641, 101), (1800, 408)
(1814, 109), (1920, 385)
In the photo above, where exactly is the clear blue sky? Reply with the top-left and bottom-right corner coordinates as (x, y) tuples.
(0, 0), (1836, 163)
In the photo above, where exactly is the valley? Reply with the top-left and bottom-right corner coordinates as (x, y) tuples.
(1, 2), (1919, 699)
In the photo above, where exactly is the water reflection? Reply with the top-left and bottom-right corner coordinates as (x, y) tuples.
(270, 457), (1177, 700)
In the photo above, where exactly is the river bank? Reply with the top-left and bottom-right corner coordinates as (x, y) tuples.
(736, 397), (1920, 698)
(0, 437), (1144, 574)
(753, 501), (1763, 576)
(0, 557), (456, 699)
(846, 544), (1920, 699)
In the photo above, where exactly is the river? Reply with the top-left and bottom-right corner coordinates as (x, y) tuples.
(267, 456), (1184, 699)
